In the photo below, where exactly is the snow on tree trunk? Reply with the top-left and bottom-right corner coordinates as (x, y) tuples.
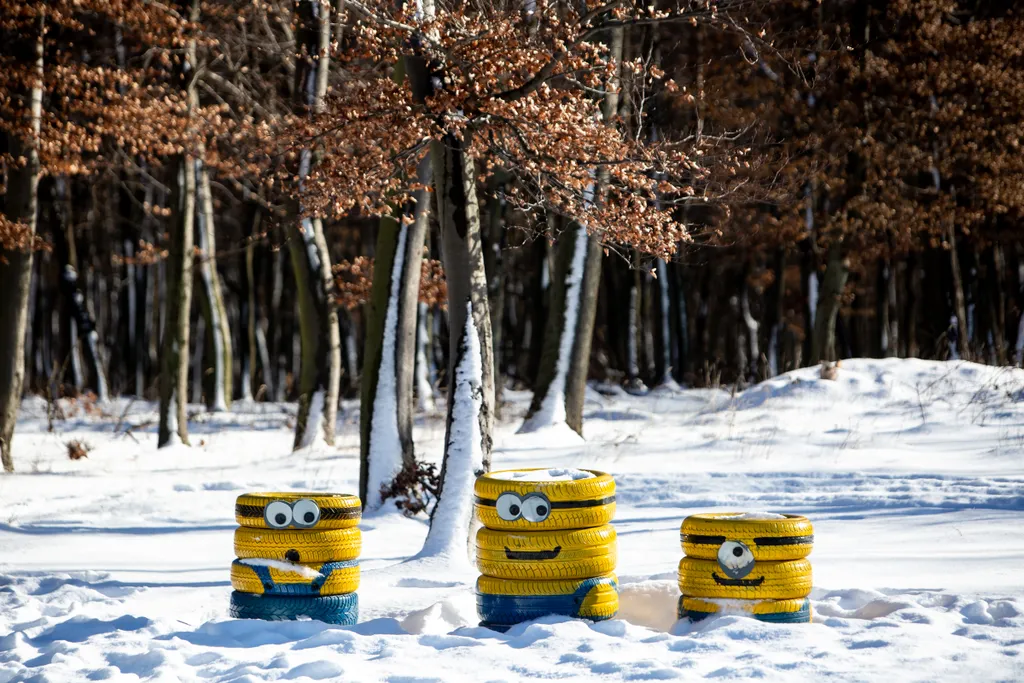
(296, 389), (326, 450)
(520, 223), (587, 433)
(363, 220), (409, 510)
(418, 303), (484, 567)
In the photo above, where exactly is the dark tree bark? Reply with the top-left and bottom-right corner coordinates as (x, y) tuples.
(811, 243), (849, 363)
(0, 10), (43, 472)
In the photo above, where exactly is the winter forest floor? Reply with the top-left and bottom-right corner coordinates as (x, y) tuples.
(1, 358), (1024, 682)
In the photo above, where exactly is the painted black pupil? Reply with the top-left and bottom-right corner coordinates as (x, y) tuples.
(304, 512), (315, 523)
(509, 504), (520, 516)
(536, 505), (547, 516)
(275, 513), (287, 525)
(733, 547), (744, 557)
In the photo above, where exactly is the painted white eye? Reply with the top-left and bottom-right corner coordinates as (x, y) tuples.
(292, 499), (320, 528)
(264, 501), (293, 529)
(717, 541), (755, 579)
(495, 493), (523, 522)
(521, 495), (551, 523)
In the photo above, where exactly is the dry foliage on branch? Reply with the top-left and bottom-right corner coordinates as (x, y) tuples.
(334, 256), (447, 309)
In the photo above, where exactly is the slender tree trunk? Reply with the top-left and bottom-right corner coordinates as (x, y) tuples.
(987, 245), (1007, 365)
(523, 236), (549, 387)
(811, 242), (849, 363)
(158, 157), (196, 447)
(0, 10), (43, 472)
(360, 156), (431, 510)
(158, 0), (200, 447)
(483, 180), (508, 404)
(766, 248), (786, 376)
(194, 159), (232, 411)
(905, 252), (922, 358)
(522, 222), (591, 432)
(290, 0), (340, 448)
(947, 222), (970, 361)
(740, 261), (760, 382)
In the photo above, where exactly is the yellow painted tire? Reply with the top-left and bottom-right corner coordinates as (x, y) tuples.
(234, 527), (361, 563)
(474, 469), (615, 531)
(476, 574), (618, 622)
(680, 513), (813, 561)
(476, 525), (616, 579)
(235, 492), (361, 530)
(678, 557), (812, 600)
(231, 559), (360, 596)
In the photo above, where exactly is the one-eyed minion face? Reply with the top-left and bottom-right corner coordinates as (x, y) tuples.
(678, 512), (814, 600)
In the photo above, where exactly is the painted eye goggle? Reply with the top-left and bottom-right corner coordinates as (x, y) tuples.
(680, 534), (815, 547)
(475, 491), (616, 522)
(235, 500), (360, 527)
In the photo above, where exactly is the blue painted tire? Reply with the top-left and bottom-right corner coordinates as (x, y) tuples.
(229, 591), (358, 625)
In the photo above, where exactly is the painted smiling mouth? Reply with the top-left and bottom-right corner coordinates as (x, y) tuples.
(712, 572), (764, 587)
(504, 546), (562, 560)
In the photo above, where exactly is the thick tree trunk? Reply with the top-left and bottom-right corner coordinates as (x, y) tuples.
(0, 11), (43, 472)
(359, 157), (431, 509)
(422, 130), (494, 560)
(290, 0), (340, 448)
(811, 243), (849, 364)
(194, 159), (232, 411)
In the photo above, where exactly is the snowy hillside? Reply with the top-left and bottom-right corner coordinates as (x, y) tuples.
(2, 358), (1023, 682)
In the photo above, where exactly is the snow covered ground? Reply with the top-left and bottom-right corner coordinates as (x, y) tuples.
(2, 358), (1023, 682)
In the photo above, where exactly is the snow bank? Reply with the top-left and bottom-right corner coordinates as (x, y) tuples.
(490, 468), (595, 482)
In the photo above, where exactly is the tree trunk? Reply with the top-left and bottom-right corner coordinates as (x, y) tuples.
(158, 0), (199, 447)
(986, 245), (1007, 365)
(905, 252), (922, 358)
(766, 248), (786, 376)
(194, 159), (232, 411)
(0, 10), (43, 472)
(359, 156), (431, 510)
(811, 242), (849, 363)
(158, 156), (196, 447)
(521, 222), (591, 433)
(290, 0), (340, 448)
(947, 221), (970, 361)
(740, 261), (760, 382)
(421, 130), (494, 561)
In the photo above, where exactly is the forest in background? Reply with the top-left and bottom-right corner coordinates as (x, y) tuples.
(1, 0), (1022, 529)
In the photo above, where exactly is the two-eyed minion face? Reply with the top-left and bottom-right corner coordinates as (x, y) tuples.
(263, 498), (322, 529)
(495, 492), (551, 524)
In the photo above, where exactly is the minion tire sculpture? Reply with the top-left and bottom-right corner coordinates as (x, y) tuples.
(677, 513), (814, 623)
(229, 492), (361, 624)
(474, 469), (619, 630)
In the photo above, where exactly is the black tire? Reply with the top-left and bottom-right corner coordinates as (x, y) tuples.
(229, 591), (358, 625)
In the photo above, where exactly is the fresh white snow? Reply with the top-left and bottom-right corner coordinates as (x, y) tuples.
(365, 223), (410, 511)
(489, 468), (595, 482)
(2, 358), (1024, 682)
(296, 389), (326, 450)
(716, 512), (788, 521)
(237, 558), (324, 580)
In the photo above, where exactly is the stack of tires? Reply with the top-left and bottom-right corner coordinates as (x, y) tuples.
(473, 468), (619, 631)
(229, 492), (362, 625)
(677, 512), (814, 623)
